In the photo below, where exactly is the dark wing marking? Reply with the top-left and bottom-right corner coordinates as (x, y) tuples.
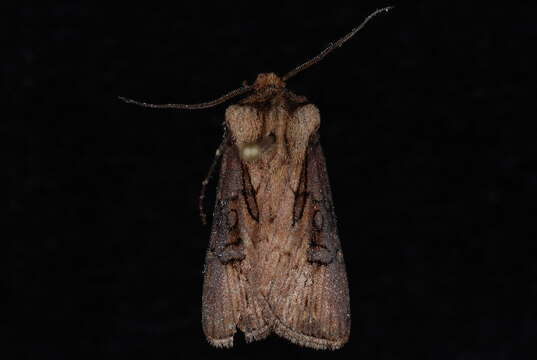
(241, 162), (259, 222)
(267, 134), (351, 349)
(202, 141), (269, 347)
(292, 160), (308, 225)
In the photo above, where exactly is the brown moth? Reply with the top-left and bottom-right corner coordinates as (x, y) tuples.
(120, 7), (392, 350)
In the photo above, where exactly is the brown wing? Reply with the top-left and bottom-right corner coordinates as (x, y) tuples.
(201, 140), (269, 347)
(266, 134), (351, 350)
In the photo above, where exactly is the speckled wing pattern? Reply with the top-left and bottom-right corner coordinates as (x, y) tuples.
(202, 90), (350, 350)
(262, 135), (350, 350)
(201, 142), (270, 347)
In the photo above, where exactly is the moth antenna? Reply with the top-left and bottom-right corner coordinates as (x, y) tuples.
(199, 133), (228, 225)
(119, 84), (253, 110)
(282, 6), (393, 81)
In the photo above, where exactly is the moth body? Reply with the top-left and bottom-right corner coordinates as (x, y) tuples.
(202, 73), (350, 350)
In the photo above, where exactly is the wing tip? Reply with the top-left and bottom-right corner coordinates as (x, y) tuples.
(207, 325), (272, 348)
(244, 325), (271, 343)
(273, 318), (349, 350)
(207, 336), (234, 348)
(206, 322), (348, 349)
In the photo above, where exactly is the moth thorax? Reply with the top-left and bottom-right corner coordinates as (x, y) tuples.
(239, 134), (275, 161)
(240, 143), (262, 161)
(225, 105), (262, 143)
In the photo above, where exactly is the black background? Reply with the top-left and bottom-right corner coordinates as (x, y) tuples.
(8, 0), (537, 359)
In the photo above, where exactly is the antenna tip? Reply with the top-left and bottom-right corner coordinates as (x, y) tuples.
(379, 5), (394, 13)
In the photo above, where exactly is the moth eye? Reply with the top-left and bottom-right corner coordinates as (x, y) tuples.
(312, 210), (324, 231)
(227, 209), (238, 229)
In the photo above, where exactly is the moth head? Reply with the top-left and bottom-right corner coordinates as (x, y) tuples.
(252, 73), (286, 91)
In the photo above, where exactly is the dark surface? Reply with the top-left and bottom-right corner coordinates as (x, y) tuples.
(7, 1), (537, 359)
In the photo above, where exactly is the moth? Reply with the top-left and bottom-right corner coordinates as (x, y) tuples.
(120, 7), (392, 350)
